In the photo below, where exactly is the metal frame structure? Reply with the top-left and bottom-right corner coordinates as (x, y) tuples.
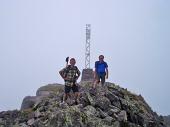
(85, 24), (91, 69)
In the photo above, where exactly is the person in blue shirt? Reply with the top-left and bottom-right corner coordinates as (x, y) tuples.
(93, 55), (108, 88)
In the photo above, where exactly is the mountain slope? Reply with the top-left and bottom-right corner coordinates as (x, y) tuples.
(0, 81), (166, 127)
(164, 115), (170, 127)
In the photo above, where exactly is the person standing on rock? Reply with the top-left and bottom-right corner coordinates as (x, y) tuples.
(93, 55), (108, 88)
(59, 58), (81, 104)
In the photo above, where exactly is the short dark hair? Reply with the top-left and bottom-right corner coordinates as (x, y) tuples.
(99, 55), (104, 59)
(70, 58), (76, 61)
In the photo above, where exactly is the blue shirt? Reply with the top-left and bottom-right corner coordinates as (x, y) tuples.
(95, 61), (108, 74)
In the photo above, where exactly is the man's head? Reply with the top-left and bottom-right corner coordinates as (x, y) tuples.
(70, 58), (76, 66)
(99, 55), (104, 62)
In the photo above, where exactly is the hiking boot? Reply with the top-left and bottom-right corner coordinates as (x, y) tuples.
(101, 83), (106, 87)
(89, 87), (97, 95)
(59, 101), (68, 108)
(70, 100), (75, 106)
(60, 101), (66, 105)
(75, 99), (80, 105)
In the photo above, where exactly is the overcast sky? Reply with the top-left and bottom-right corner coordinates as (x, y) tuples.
(0, 0), (170, 115)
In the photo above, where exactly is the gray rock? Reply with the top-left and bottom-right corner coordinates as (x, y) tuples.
(36, 83), (64, 96)
(101, 116), (114, 126)
(105, 91), (121, 109)
(118, 110), (127, 122)
(86, 92), (95, 106)
(36, 91), (51, 97)
(95, 96), (111, 111)
(164, 115), (170, 127)
(107, 108), (120, 117)
(19, 123), (29, 127)
(83, 105), (96, 117)
(34, 110), (43, 118)
(27, 118), (35, 126)
(96, 108), (108, 119)
(113, 121), (121, 127)
(21, 96), (44, 110)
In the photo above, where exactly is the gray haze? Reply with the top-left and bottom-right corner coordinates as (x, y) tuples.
(0, 0), (170, 115)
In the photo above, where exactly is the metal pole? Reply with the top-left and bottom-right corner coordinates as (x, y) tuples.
(85, 24), (91, 69)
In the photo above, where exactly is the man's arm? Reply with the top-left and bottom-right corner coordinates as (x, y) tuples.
(105, 62), (108, 79)
(106, 68), (108, 79)
(76, 68), (81, 80)
(94, 61), (98, 78)
(59, 68), (66, 80)
(94, 68), (97, 79)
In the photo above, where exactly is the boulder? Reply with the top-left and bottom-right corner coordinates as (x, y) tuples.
(95, 96), (111, 111)
(21, 96), (44, 110)
(36, 83), (64, 96)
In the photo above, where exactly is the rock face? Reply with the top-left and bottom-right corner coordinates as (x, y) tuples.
(21, 83), (64, 110)
(164, 115), (170, 127)
(21, 96), (43, 110)
(0, 82), (167, 127)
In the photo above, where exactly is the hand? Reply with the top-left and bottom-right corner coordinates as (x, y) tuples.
(75, 83), (79, 86)
(105, 75), (108, 79)
(75, 76), (79, 81)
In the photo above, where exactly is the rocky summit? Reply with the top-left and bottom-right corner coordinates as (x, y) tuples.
(163, 115), (170, 127)
(0, 81), (167, 127)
